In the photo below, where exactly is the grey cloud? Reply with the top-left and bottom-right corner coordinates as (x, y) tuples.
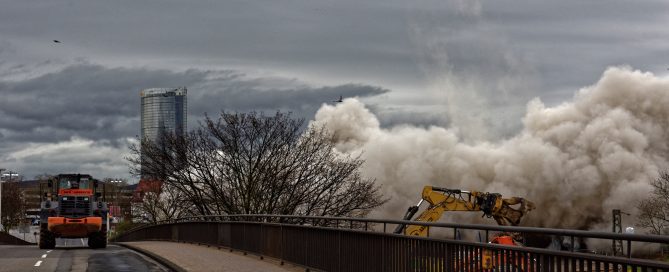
(0, 63), (390, 179)
(0, 0), (420, 89)
(0, 64), (208, 143)
(192, 81), (389, 123)
(0, 64), (389, 145)
(367, 103), (451, 129)
(3, 0), (669, 179)
(3, 0), (669, 108)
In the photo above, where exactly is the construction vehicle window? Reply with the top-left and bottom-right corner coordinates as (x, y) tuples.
(59, 179), (71, 189)
(78, 180), (90, 189)
(59, 179), (91, 189)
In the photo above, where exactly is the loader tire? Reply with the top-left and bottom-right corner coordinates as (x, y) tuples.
(39, 224), (56, 249)
(88, 230), (107, 249)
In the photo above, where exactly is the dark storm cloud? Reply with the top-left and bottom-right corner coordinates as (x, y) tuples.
(3, 0), (669, 103)
(191, 75), (389, 122)
(3, 0), (669, 179)
(0, 1), (417, 87)
(0, 63), (389, 179)
(0, 64), (389, 145)
(0, 64), (208, 144)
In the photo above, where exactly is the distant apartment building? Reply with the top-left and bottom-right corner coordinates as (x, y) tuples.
(140, 87), (187, 143)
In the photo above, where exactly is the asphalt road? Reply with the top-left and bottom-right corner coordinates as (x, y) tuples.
(0, 238), (170, 272)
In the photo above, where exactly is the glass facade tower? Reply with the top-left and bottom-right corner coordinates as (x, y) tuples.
(140, 87), (187, 142)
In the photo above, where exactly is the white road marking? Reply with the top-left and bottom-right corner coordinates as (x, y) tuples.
(46, 250), (52, 253)
(41, 254), (47, 258)
(34, 261), (42, 267)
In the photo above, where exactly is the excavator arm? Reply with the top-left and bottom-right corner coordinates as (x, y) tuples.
(394, 186), (535, 236)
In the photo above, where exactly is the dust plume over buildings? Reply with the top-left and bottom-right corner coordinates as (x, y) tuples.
(311, 67), (669, 233)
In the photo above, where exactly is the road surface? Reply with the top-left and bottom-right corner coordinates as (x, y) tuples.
(0, 238), (169, 272)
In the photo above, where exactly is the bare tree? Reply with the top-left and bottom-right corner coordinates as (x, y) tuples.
(1, 181), (24, 232)
(129, 111), (385, 220)
(132, 181), (190, 224)
(131, 183), (162, 224)
(638, 172), (669, 234)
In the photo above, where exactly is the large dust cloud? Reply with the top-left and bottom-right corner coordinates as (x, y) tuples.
(311, 67), (669, 232)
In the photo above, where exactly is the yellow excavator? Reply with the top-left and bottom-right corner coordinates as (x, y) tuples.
(394, 186), (535, 236)
(394, 186), (536, 271)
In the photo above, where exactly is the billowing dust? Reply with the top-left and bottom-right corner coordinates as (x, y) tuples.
(311, 67), (669, 236)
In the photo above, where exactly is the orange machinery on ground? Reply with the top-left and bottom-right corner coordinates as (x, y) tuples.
(39, 174), (108, 249)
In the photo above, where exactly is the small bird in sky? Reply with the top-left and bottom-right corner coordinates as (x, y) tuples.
(53, 40), (61, 43)
(333, 95), (343, 103)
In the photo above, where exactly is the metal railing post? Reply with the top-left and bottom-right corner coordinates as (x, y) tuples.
(381, 236), (384, 271)
(570, 236), (575, 252)
(243, 222), (247, 255)
(260, 223), (264, 259)
(338, 227), (341, 271)
(280, 224), (284, 265)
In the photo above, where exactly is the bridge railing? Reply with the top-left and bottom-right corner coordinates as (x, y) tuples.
(114, 215), (669, 271)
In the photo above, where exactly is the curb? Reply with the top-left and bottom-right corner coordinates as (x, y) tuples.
(0, 232), (35, 246)
(115, 242), (187, 272)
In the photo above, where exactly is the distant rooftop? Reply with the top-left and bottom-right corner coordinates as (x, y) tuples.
(140, 87), (187, 97)
(18, 179), (139, 190)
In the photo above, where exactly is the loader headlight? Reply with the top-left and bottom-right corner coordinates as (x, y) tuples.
(84, 197), (89, 201)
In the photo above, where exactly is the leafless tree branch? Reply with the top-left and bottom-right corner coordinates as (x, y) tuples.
(127, 111), (386, 221)
(638, 172), (669, 234)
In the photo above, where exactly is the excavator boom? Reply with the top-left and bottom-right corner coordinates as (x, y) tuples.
(394, 186), (535, 236)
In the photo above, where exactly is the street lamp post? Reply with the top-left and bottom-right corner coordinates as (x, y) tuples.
(0, 168), (5, 231)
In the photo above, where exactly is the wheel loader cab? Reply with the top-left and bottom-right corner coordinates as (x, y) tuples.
(60, 178), (86, 189)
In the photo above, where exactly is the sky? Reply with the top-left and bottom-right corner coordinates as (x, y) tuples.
(2, 0), (669, 181)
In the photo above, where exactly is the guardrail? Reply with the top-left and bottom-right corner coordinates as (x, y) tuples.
(114, 215), (669, 271)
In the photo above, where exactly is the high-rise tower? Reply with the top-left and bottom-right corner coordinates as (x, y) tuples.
(140, 87), (187, 142)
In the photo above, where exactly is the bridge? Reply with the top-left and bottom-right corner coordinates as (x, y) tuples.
(112, 215), (669, 272)
(2, 215), (669, 271)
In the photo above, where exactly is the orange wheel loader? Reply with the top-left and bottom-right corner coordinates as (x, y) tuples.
(39, 174), (108, 249)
